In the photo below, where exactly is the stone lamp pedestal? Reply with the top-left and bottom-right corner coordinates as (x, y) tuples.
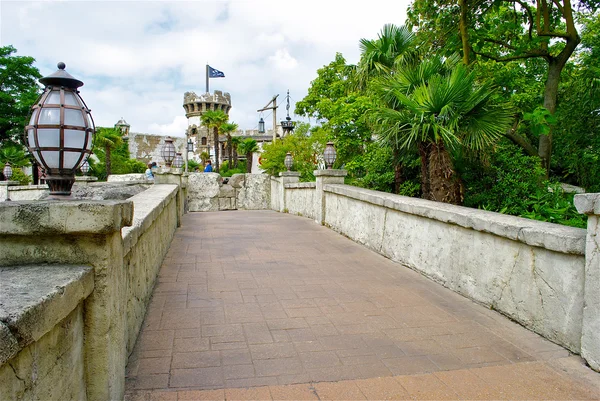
(74, 176), (98, 187)
(314, 169), (347, 225)
(0, 181), (19, 201)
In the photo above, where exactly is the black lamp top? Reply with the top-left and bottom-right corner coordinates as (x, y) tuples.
(39, 62), (84, 89)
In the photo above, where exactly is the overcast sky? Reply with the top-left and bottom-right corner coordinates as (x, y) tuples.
(1, 0), (409, 137)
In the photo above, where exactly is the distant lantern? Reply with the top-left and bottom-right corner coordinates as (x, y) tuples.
(281, 116), (295, 136)
(258, 117), (265, 134)
(25, 62), (95, 197)
(187, 138), (194, 153)
(3, 163), (12, 181)
(80, 159), (90, 175)
(323, 141), (337, 169)
(173, 152), (184, 168)
(284, 152), (293, 171)
(161, 136), (176, 167)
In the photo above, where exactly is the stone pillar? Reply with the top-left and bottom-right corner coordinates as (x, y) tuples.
(314, 169), (347, 225)
(575, 193), (600, 372)
(278, 171), (300, 213)
(155, 169), (184, 226)
(0, 181), (19, 201)
(74, 176), (99, 187)
(0, 200), (133, 401)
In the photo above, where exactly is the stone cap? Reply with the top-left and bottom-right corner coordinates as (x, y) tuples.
(314, 169), (348, 177)
(0, 199), (133, 235)
(0, 264), (94, 365)
(0, 181), (19, 186)
(74, 176), (98, 182)
(279, 171), (301, 177)
(574, 193), (600, 215)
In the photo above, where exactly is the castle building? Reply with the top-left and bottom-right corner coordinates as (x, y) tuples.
(183, 90), (232, 163)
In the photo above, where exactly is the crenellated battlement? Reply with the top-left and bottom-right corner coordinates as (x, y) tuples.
(183, 90), (232, 118)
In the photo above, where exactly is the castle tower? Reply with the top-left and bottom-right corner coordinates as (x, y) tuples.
(183, 90), (232, 161)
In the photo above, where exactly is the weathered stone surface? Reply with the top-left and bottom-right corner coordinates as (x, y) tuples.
(229, 173), (245, 188)
(320, 184), (587, 355)
(187, 173), (221, 212)
(237, 174), (270, 210)
(0, 265), (94, 354)
(0, 184), (48, 201)
(219, 197), (234, 210)
(71, 181), (151, 200)
(219, 184), (236, 198)
(0, 322), (18, 366)
(575, 193), (600, 371)
(285, 185), (317, 219)
(0, 199), (133, 236)
(107, 173), (147, 182)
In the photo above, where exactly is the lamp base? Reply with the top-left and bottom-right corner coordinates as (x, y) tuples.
(46, 175), (75, 197)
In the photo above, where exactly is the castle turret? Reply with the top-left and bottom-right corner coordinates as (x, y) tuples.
(183, 90), (232, 160)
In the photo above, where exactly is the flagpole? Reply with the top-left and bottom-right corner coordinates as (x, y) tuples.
(205, 64), (209, 93)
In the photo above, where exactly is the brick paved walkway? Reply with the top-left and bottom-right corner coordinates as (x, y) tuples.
(125, 211), (599, 400)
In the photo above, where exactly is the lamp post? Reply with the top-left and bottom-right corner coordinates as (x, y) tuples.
(284, 152), (293, 172)
(281, 90), (295, 136)
(25, 62), (95, 197)
(3, 163), (12, 201)
(323, 141), (337, 169)
(161, 136), (176, 167)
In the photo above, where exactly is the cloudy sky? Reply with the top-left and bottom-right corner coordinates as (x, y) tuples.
(1, 0), (409, 137)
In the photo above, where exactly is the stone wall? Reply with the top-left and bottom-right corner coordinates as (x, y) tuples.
(0, 183), (182, 401)
(320, 184), (587, 354)
(284, 183), (317, 219)
(0, 184), (48, 201)
(128, 132), (186, 166)
(187, 173), (270, 212)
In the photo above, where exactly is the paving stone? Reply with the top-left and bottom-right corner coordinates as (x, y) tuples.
(172, 351), (221, 369)
(354, 377), (411, 400)
(250, 343), (297, 360)
(313, 381), (367, 400)
(170, 367), (224, 388)
(269, 384), (318, 400)
(395, 373), (460, 400)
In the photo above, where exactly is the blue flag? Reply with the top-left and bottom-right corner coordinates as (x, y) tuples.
(208, 66), (225, 78)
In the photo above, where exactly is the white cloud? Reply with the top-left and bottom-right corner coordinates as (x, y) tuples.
(1, 0), (410, 135)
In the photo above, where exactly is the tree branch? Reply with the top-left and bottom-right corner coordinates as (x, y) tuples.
(472, 48), (548, 62)
(505, 119), (538, 157)
(508, 0), (535, 39)
(550, 0), (564, 14)
(537, 31), (571, 38)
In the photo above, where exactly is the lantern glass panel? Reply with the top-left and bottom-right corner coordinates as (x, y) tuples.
(64, 129), (86, 148)
(64, 109), (85, 127)
(37, 128), (60, 147)
(64, 92), (79, 106)
(32, 152), (43, 166)
(46, 90), (61, 104)
(42, 150), (60, 168)
(64, 152), (81, 169)
(29, 109), (39, 125)
(86, 133), (93, 149)
(39, 108), (60, 124)
(27, 129), (35, 146)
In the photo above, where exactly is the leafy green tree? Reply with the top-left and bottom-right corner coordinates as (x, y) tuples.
(0, 46), (41, 145)
(369, 55), (512, 204)
(237, 138), (259, 173)
(200, 110), (228, 173)
(220, 122), (238, 169)
(0, 142), (30, 168)
(94, 127), (123, 177)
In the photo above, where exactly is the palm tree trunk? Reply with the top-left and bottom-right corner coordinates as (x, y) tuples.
(213, 127), (220, 173)
(418, 142), (431, 199)
(233, 148), (238, 168)
(428, 141), (463, 205)
(228, 136), (233, 168)
(246, 152), (252, 173)
(105, 145), (112, 177)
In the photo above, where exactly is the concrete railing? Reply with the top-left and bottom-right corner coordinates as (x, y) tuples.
(273, 170), (600, 372)
(0, 181), (183, 401)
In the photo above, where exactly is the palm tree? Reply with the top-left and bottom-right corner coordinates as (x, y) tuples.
(231, 136), (242, 168)
(353, 24), (419, 194)
(238, 138), (259, 173)
(369, 55), (512, 204)
(95, 127), (123, 177)
(219, 122), (238, 169)
(200, 110), (228, 173)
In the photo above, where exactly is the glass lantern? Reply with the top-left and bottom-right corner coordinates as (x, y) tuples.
(323, 141), (337, 169)
(161, 136), (176, 167)
(25, 62), (94, 196)
(173, 153), (184, 168)
(258, 117), (265, 134)
(3, 163), (13, 181)
(284, 152), (293, 171)
(80, 159), (90, 176)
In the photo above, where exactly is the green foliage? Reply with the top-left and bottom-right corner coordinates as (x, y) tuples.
(91, 127), (142, 180)
(345, 143), (395, 192)
(260, 124), (327, 181)
(0, 142), (30, 168)
(219, 160), (246, 177)
(0, 45), (42, 145)
(186, 159), (200, 172)
(238, 138), (259, 173)
(523, 106), (557, 137)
